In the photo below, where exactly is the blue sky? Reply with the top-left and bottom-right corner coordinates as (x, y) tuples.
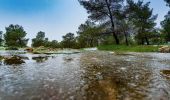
(0, 0), (169, 45)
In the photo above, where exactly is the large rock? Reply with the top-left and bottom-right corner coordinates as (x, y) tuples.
(159, 46), (170, 53)
(4, 56), (25, 65)
(25, 47), (34, 52)
(161, 70), (170, 75)
(160, 70), (170, 79)
(32, 56), (49, 63)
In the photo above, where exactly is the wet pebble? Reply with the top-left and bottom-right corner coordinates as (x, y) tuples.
(69, 96), (74, 100)
(59, 88), (63, 94)
(83, 84), (89, 90)
(120, 67), (126, 71)
(80, 80), (85, 85)
(43, 84), (49, 88)
(96, 72), (103, 80)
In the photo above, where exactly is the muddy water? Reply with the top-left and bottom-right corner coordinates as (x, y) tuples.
(0, 51), (170, 100)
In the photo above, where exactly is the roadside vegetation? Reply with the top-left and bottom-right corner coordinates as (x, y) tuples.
(0, 0), (170, 52)
(98, 45), (161, 52)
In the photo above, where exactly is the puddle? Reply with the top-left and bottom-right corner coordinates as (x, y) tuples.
(0, 50), (170, 100)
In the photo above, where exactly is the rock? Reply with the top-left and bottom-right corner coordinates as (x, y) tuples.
(4, 56), (25, 65)
(25, 47), (33, 52)
(32, 56), (49, 63)
(83, 84), (89, 90)
(159, 46), (170, 53)
(161, 70), (170, 75)
(160, 70), (170, 79)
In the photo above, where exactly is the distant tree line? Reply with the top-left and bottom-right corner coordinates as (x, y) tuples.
(32, 31), (60, 48)
(0, 0), (170, 49)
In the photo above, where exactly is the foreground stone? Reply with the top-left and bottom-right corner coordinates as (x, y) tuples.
(32, 56), (49, 63)
(4, 56), (25, 65)
(161, 70), (170, 78)
(161, 70), (170, 75)
(25, 47), (34, 52)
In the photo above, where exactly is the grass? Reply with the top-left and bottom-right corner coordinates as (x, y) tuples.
(0, 45), (162, 52)
(98, 45), (161, 52)
(0, 47), (6, 50)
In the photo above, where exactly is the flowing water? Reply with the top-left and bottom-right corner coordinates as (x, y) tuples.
(0, 50), (170, 100)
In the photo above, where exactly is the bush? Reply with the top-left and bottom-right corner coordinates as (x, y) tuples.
(98, 45), (160, 52)
(5, 47), (19, 50)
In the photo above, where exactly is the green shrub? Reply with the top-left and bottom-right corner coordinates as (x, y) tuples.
(98, 45), (160, 52)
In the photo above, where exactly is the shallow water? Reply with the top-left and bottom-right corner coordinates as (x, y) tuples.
(0, 50), (170, 100)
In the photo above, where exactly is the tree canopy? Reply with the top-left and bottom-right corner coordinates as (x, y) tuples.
(32, 31), (46, 47)
(61, 33), (76, 48)
(77, 20), (102, 47)
(165, 0), (170, 6)
(4, 24), (28, 47)
(0, 0), (170, 48)
(79, 0), (125, 44)
(127, 0), (157, 45)
(161, 0), (170, 42)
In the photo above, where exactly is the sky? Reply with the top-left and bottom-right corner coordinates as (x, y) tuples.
(0, 0), (169, 45)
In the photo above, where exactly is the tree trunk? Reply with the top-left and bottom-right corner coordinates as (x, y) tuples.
(90, 39), (93, 47)
(112, 32), (119, 45)
(144, 32), (149, 45)
(141, 37), (144, 45)
(105, 0), (119, 45)
(145, 37), (150, 45)
(124, 32), (129, 46)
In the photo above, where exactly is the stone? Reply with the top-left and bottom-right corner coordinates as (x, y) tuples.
(159, 46), (170, 53)
(161, 70), (170, 75)
(32, 56), (49, 63)
(160, 70), (170, 79)
(4, 56), (25, 65)
(25, 47), (34, 52)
